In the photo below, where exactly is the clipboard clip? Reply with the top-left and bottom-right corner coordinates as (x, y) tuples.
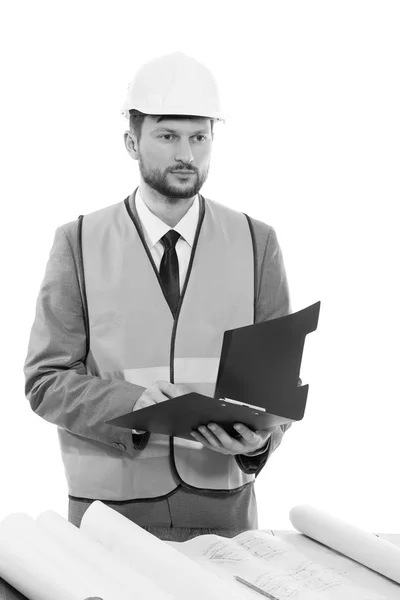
(219, 397), (267, 413)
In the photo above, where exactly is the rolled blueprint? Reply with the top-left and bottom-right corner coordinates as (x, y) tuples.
(0, 515), (90, 600)
(289, 504), (400, 584)
(0, 513), (135, 600)
(36, 511), (172, 600)
(81, 500), (245, 600)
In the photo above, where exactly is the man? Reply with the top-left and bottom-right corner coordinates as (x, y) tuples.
(24, 52), (293, 542)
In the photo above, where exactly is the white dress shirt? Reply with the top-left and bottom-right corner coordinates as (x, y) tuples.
(135, 187), (199, 293)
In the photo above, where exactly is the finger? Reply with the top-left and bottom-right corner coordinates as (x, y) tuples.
(255, 429), (274, 443)
(206, 423), (235, 446)
(133, 396), (153, 411)
(233, 423), (259, 444)
(190, 430), (229, 454)
(190, 429), (213, 446)
(255, 426), (276, 436)
(156, 380), (177, 396)
(155, 381), (192, 401)
(151, 388), (172, 404)
(197, 425), (224, 447)
(207, 424), (259, 455)
(192, 426), (224, 448)
(234, 424), (272, 453)
(135, 389), (167, 410)
(201, 425), (245, 455)
(190, 430), (204, 442)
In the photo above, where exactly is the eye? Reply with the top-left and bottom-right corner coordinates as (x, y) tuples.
(158, 134), (207, 141)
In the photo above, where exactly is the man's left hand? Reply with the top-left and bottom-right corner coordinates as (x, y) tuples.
(190, 423), (274, 455)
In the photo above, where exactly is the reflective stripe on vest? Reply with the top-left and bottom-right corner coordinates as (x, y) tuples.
(58, 190), (256, 500)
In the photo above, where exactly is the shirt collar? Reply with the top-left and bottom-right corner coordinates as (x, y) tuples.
(135, 186), (199, 249)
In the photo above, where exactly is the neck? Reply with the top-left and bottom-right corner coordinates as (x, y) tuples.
(139, 182), (196, 228)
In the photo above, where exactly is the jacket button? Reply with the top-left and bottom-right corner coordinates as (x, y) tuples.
(112, 442), (126, 451)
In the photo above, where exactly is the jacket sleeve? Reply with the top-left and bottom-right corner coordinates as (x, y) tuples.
(23, 222), (150, 458)
(235, 220), (294, 476)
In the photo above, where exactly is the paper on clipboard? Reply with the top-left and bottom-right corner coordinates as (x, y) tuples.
(107, 302), (321, 440)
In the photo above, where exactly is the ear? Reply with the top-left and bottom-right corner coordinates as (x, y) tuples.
(124, 130), (139, 160)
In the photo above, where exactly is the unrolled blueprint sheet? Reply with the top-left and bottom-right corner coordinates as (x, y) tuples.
(289, 504), (400, 585)
(80, 500), (245, 600)
(277, 531), (400, 600)
(168, 529), (387, 600)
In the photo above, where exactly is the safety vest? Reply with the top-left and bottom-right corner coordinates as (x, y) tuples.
(58, 188), (256, 500)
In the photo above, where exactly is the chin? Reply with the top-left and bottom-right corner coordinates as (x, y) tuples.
(167, 185), (197, 198)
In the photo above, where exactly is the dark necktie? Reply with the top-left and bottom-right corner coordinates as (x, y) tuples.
(159, 230), (181, 317)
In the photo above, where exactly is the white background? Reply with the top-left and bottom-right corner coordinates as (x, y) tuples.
(1, 1), (399, 532)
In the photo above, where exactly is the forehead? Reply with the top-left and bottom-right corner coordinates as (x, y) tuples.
(145, 115), (211, 133)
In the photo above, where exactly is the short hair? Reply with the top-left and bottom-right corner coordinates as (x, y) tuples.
(129, 109), (214, 143)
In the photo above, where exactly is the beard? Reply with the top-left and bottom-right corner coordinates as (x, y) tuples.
(137, 151), (210, 202)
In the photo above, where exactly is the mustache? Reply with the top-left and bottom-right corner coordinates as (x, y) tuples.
(171, 167), (196, 173)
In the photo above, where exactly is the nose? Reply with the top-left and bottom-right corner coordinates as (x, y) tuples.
(174, 140), (195, 166)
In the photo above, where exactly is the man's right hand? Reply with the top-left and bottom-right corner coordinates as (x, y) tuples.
(131, 380), (191, 434)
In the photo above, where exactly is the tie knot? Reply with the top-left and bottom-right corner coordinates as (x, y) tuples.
(161, 229), (181, 250)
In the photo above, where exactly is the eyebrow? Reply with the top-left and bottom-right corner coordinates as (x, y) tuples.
(153, 127), (209, 135)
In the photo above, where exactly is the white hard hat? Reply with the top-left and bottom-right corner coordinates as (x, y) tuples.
(121, 51), (225, 122)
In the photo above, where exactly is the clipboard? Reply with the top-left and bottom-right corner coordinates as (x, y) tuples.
(107, 301), (321, 440)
